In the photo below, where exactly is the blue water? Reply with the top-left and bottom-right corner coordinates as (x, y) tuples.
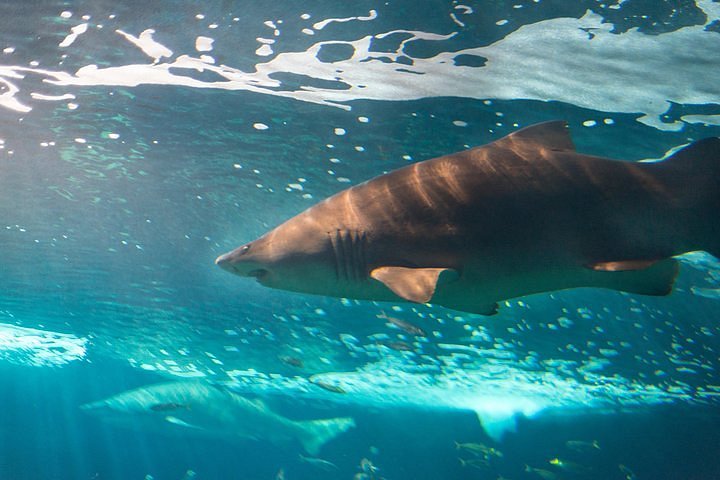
(1, 1), (720, 479)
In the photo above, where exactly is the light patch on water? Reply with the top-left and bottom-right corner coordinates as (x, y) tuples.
(0, 3), (715, 126)
(195, 36), (214, 52)
(58, 23), (88, 48)
(215, 356), (693, 441)
(30, 92), (75, 101)
(681, 114), (720, 127)
(0, 322), (87, 367)
(312, 10), (378, 31)
(116, 29), (173, 62)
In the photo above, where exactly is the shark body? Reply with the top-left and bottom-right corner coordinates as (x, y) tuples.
(216, 121), (720, 314)
(81, 381), (355, 454)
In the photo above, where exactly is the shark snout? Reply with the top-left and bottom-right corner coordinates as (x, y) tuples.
(215, 252), (235, 271)
(215, 249), (269, 281)
(80, 400), (112, 415)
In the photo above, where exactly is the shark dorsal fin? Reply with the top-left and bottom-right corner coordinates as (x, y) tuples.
(493, 121), (575, 153)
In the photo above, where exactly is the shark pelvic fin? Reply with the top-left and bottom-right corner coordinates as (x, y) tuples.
(585, 258), (679, 296)
(587, 259), (660, 271)
(370, 266), (459, 303)
(165, 416), (202, 430)
(296, 417), (356, 455)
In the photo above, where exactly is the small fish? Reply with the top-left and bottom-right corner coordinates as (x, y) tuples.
(548, 457), (590, 474)
(458, 457), (490, 470)
(565, 439), (600, 452)
(298, 454), (339, 472)
(309, 376), (347, 394)
(524, 465), (558, 480)
(377, 311), (427, 337)
(379, 340), (414, 352)
(149, 402), (189, 412)
(455, 441), (503, 458)
(619, 464), (637, 480)
(279, 355), (304, 368)
(360, 457), (378, 475)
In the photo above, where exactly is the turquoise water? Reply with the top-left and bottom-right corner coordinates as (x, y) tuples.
(1, 1), (720, 479)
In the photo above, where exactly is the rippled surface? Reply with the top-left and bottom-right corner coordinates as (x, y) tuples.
(1, 1), (720, 479)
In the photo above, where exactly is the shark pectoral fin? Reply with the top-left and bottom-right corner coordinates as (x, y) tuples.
(587, 258), (679, 296)
(165, 415), (202, 430)
(370, 266), (459, 303)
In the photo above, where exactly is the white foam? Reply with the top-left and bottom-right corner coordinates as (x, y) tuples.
(312, 10), (377, 30)
(0, 322), (87, 367)
(256, 44), (273, 57)
(30, 92), (76, 101)
(59, 23), (88, 48)
(195, 36), (214, 52)
(0, 5), (717, 130)
(681, 114), (720, 127)
(116, 29), (173, 62)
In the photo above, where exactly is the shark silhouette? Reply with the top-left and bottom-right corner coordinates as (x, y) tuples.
(216, 121), (720, 314)
(81, 381), (355, 454)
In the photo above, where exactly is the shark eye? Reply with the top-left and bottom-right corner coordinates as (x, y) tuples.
(239, 244), (251, 255)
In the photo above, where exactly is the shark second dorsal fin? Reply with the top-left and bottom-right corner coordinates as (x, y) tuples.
(370, 266), (459, 303)
(493, 121), (575, 153)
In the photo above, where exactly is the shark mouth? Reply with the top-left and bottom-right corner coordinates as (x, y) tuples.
(248, 269), (269, 280)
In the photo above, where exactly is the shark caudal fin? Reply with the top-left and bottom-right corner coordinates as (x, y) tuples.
(658, 136), (720, 259)
(296, 416), (356, 455)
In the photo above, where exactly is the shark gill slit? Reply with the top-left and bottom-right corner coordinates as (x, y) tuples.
(351, 231), (367, 282)
(345, 231), (355, 281)
(330, 230), (367, 282)
(330, 230), (345, 281)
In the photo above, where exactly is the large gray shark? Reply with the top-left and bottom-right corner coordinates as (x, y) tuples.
(81, 381), (355, 454)
(216, 121), (720, 315)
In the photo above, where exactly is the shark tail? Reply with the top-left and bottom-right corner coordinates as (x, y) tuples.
(295, 416), (356, 455)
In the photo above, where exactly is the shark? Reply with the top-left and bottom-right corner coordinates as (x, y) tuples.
(80, 381), (355, 455)
(216, 121), (720, 314)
